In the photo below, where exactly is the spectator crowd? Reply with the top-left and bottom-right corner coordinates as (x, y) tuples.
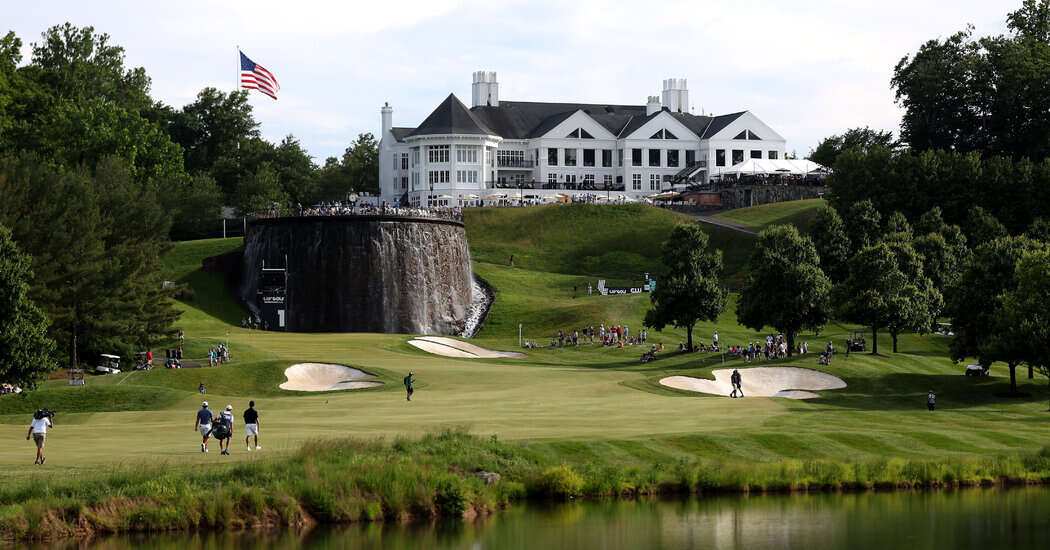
(255, 202), (464, 222)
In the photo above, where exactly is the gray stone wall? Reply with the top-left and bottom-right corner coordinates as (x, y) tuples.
(240, 216), (473, 335)
(718, 185), (827, 210)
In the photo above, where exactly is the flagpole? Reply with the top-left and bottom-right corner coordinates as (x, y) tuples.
(236, 45), (240, 92)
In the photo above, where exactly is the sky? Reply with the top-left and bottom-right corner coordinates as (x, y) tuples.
(7, 0), (1013, 162)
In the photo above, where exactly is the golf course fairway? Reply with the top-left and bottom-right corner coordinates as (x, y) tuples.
(1, 202), (1048, 538)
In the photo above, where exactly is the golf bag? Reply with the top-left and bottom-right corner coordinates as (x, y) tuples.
(210, 415), (232, 440)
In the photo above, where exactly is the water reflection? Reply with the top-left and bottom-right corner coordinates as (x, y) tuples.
(25, 488), (1050, 550)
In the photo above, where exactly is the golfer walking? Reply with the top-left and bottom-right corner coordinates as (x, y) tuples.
(244, 400), (261, 451)
(404, 371), (415, 401)
(194, 401), (213, 453)
(730, 369), (743, 398)
(927, 390), (936, 411)
(26, 410), (53, 465)
(217, 405), (235, 455)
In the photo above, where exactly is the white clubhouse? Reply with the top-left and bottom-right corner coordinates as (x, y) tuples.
(379, 72), (787, 206)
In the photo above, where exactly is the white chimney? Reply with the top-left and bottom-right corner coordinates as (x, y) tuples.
(381, 102), (393, 136)
(662, 78), (688, 113)
(646, 95), (661, 116)
(472, 70), (499, 107)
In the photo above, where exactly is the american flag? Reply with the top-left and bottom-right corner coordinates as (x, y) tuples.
(240, 51), (279, 100)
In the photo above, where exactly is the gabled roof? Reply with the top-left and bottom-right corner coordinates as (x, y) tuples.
(396, 97), (748, 142)
(471, 101), (646, 139)
(671, 112), (714, 137)
(617, 112), (659, 138)
(526, 110), (577, 139)
(406, 94), (494, 138)
(700, 111), (747, 139)
(616, 109), (713, 139)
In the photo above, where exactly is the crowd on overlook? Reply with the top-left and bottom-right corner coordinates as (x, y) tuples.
(255, 201), (463, 222)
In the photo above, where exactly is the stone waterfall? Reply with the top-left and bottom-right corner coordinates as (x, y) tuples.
(240, 216), (478, 334)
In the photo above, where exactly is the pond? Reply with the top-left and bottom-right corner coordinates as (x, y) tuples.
(23, 487), (1050, 549)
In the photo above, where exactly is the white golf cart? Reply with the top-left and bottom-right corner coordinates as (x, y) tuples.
(965, 363), (990, 377)
(95, 354), (122, 375)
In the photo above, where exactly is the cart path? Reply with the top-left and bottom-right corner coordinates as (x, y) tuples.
(683, 212), (758, 235)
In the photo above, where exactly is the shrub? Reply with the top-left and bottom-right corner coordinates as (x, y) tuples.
(434, 475), (470, 518)
(534, 466), (583, 498)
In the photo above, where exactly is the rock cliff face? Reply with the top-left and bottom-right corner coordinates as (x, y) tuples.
(240, 216), (473, 334)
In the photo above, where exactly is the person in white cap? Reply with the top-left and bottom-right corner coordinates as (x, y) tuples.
(216, 404), (236, 455)
(194, 401), (213, 453)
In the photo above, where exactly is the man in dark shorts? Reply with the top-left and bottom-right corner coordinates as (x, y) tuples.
(404, 371), (415, 401)
(730, 369), (743, 398)
(244, 400), (260, 451)
(927, 390), (935, 411)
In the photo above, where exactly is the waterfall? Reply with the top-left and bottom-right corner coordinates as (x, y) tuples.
(240, 217), (474, 334)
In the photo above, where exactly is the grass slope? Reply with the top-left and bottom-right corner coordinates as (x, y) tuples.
(713, 199), (825, 233)
(2, 202), (1048, 538)
(466, 202), (759, 288)
(465, 204), (690, 280)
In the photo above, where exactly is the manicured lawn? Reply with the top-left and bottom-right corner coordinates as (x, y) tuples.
(2, 203), (1046, 485)
(713, 199), (826, 232)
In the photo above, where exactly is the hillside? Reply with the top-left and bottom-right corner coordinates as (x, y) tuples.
(712, 198), (826, 233)
(464, 203), (764, 286)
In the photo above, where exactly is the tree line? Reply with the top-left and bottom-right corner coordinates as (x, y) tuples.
(0, 23), (379, 388)
(646, 205), (1048, 401)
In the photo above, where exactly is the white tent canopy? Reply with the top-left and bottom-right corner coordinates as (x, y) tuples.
(718, 159), (827, 176)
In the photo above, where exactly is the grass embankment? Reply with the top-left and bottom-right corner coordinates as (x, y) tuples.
(712, 198), (825, 233)
(3, 430), (1049, 540)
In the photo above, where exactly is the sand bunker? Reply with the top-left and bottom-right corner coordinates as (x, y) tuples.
(279, 363), (383, 392)
(660, 367), (846, 400)
(408, 336), (525, 359)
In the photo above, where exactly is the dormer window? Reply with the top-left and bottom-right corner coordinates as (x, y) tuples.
(649, 129), (678, 139)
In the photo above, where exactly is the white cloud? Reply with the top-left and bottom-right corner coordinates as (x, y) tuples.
(6, 0), (1016, 160)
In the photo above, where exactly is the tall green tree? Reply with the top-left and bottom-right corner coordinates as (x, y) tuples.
(947, 236), (1047, 393)
(0, 153), (179, 366)
(892, 1), (1050, 160)
(166, 173), (224, 240)
(736, 225), (831, 356)
(834, 241), (941, 354)
(0, 224), (56, 391)
(810, 206), (851, 283)
(808, 126), (895, 169)
(166, 87), (260, 198)
(644, 223), (727, 350)
(235, 163), (289, 216)
(3, 25), (184, 184)
(912, 207), (971, 295)
(993, 250), (1050, 408)
(845, 200), (882, 254)
(965, 205), (1008, 247)
(1027, 217), (1050, 242)
(342, 133), (379, 195)
(273, 135), (319, 205)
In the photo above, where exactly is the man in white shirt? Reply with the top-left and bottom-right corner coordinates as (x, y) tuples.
(26, 410), (53, 465)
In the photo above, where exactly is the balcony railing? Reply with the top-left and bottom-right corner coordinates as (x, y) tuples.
(496, 159), (536, 169)
(488, 181), (626, 192)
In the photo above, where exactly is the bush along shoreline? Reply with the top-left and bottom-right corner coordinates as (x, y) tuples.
(3, 430), (1050, 541)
